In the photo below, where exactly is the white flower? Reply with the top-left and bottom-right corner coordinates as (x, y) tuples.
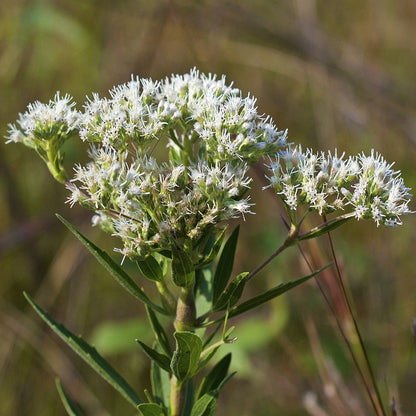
(265, 147), (413, 227)
(7, 69), (290, 260)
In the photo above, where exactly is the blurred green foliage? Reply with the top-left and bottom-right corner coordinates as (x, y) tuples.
(1, 1), (416, 415)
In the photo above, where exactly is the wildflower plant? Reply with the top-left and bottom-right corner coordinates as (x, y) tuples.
(6, 69), (413, 415)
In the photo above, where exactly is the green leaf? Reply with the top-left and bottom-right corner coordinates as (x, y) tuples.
(213, 272), (249, 311)
(170, 332), (203, 383)
(196, 228), (227, 269)
(56, 214), (167, 315)
(138, 403), (165, 416)
(212, 226), (240, 305)
(171, 247), (195, 287)
(182, 380), (196, 416)
(146, 306), (171, 358)
(151, 356), (170, 410)
(197, 354), (231, 400)
(196, 346), (221, 374)
(298, 217), (352, 241)
(55, 378), (83, 416)
(195, 267), (213, 317)
(137, 341), (172, 374)
(24, 293), (142, 408)
(227, 264), (330, 319)
(190, 392), (217, 416)
(137, 255), (164, 282)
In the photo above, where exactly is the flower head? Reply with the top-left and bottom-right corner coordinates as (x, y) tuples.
(6, 93), (80, 182)
(58, 69), (288, 260)
(265, 147), (412, 226)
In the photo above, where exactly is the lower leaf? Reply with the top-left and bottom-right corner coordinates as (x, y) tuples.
(138, 403), (165, 416)
(24, 292), (142, 409)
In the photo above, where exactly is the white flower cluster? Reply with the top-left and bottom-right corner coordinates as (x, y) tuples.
(265, 147), (412, 226)
(78, 68), (288, 164)
(6, 93), (80, 182)
(69, 147), (253, 259)
(6, 69), (288, 260)
(64, 69), (284, 260)
(6, 93), (79, 147)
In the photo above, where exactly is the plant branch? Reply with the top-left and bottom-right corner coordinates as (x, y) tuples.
(245, 224), (298, 282)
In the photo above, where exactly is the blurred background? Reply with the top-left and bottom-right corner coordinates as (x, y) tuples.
(1, 0), (416, 415)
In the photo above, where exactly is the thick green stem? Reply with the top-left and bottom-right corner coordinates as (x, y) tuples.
(170, 375), (185, 416)
(174, 285), (196, 331)
(170, 285), (196, 415)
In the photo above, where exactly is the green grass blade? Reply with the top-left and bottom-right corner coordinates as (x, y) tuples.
(24, 292), (142, 409)
(56, 214), (167, 315)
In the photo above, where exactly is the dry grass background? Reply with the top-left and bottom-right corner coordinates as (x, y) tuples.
(1, 1), (416, 415)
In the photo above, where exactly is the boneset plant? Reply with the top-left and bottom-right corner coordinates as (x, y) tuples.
(6, 69), (413, 416)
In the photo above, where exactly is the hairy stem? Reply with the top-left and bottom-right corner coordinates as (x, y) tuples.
(170, 375), (185, 416)
(170, 285), (196, 416)
(174, 285), (196, 331)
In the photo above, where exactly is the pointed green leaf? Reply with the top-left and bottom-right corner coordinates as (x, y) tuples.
(212, 226), (240, 304)
(56, 214), (167, 315)
(171, 332), (203, 382)
(196, 346), (221, 374)
(55, 378), (83, 416)
(137, 255), (164, 282)
(182, 380), (196, 416)
(146, 306), (171, 358)
(195, 267), (213, 317)
(197, 354), (232, 399)
(151, 356), (170, 410)
(190, 392), (218, 416)
(171, 248), (195, 287)
(213, 272), (249, 311)
(137, 341), (172, 373)
(138, 403), (165, 416)
(196, 228), (227, 269)
(24, 293), (142, 408)
(298, 217), (352, 241)
(227, 264), (330, 319)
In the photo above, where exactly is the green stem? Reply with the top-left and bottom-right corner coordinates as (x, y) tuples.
(170, 375), (185, 416)
(174, 285), (196, 331)
(245, 224), (298, 282)
(45, 145), (67, 183)
(170, 285), (196, 415)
